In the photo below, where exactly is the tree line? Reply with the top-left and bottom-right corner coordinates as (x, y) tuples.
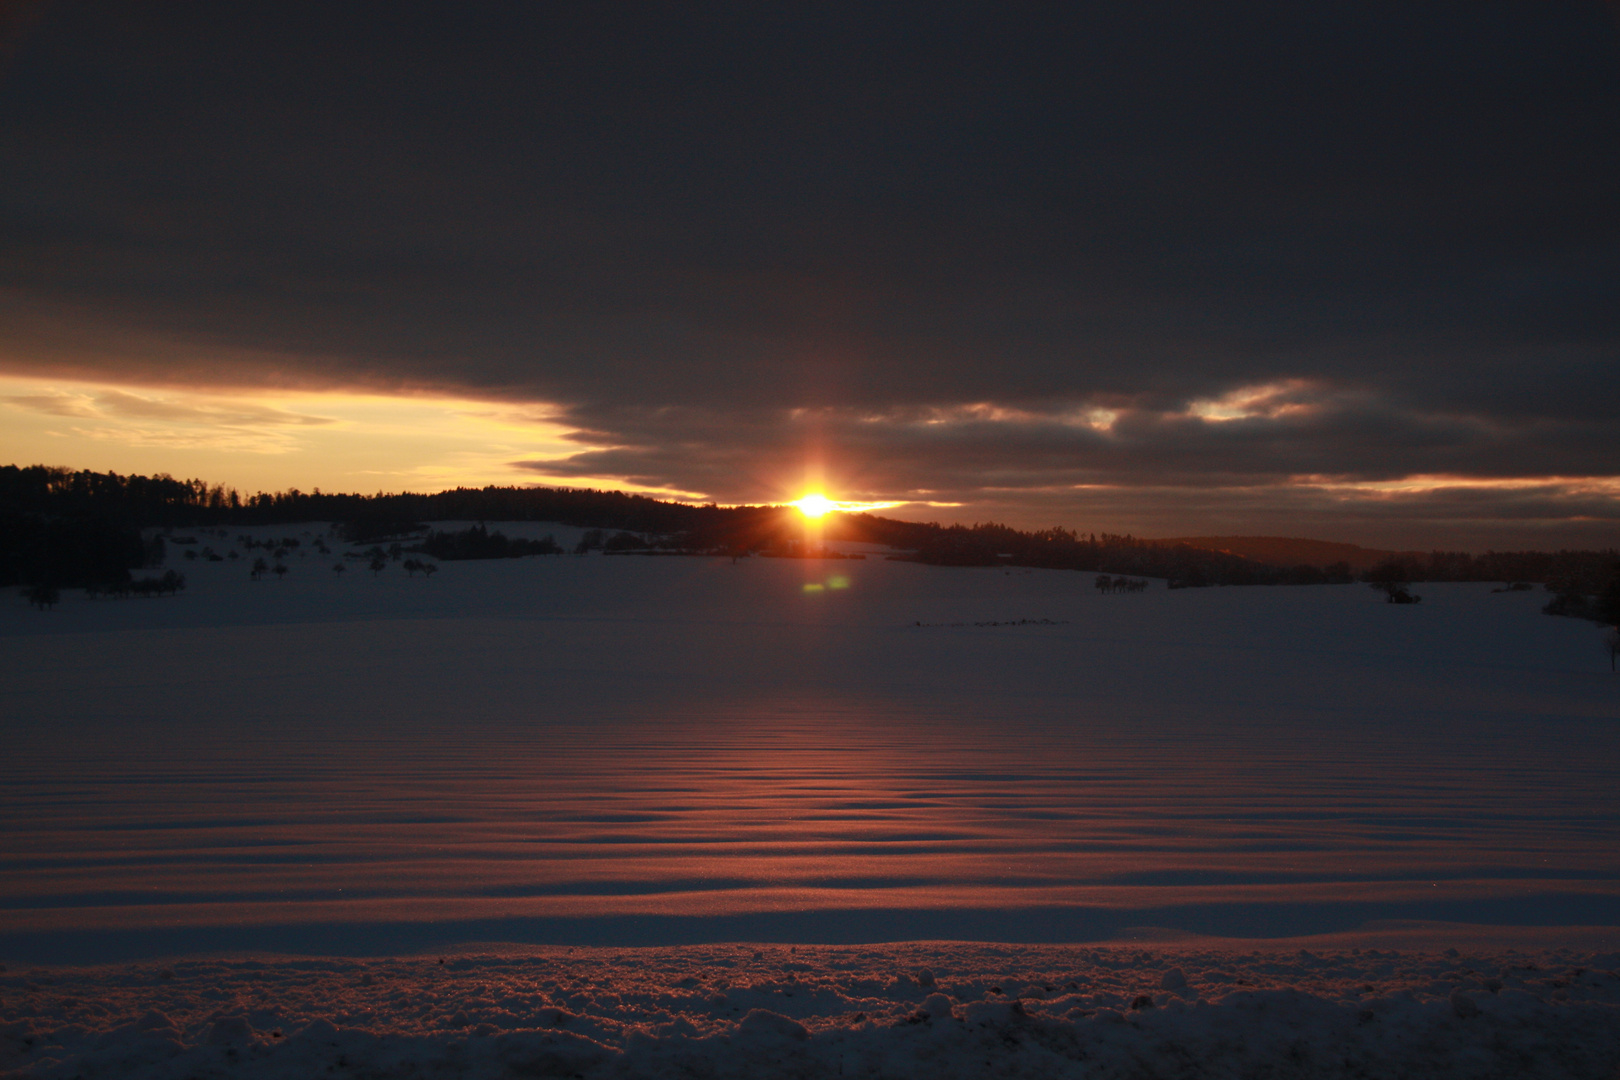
(4, 464), (1616, 603)
(0, 465), (724, 533)
(415, 524), (563, 561)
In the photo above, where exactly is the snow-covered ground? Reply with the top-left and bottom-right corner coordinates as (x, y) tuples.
(4, 941), (1620, 1078)
(4, 523), (1619, 1075)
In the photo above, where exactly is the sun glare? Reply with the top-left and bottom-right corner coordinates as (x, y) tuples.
(794, 494), (835, 518)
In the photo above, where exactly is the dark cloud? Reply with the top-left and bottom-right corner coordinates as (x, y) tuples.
(521, 390), (1620, 513)
(0, 0), (49, 63)
(2, 2), (1618, 544)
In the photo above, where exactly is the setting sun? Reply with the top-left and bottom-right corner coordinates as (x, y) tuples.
(794, 494), (835, 518)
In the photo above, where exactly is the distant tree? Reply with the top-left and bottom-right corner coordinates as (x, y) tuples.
(1544, 586), (1590, 620)
(1365, 560), (1407, 587)
(108, 570), (185, 598)
(575, 529), (605, 554)
(333, 562), (346, 573)
(1596, 574), (1620, 627)
(1376, 581), (1421, 604)
(26, 582), (59, 610)
(1368, 559), (1420, 603)
(272, 563), (288, 580)
(1605, 626), (1620, 672)
(1167, 565), (1209, 589)
(417, 525), (562, 560)
(369, 553), (387, 576)
(1094, 574), (1112, 593)
(250, 556), (269, 581)
(402, 558), (422, 577)
(341, 512), (425, 544)
(422, 562), (437, 578)
(0, 513), (145, 590)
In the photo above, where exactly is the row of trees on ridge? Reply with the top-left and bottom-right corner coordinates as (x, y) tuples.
(5, 465), (1618, 611)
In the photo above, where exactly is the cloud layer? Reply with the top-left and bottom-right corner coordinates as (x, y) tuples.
(2, 3), (1617, 545)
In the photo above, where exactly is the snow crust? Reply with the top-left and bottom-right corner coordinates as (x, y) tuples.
(5, 943), (1620, 1078)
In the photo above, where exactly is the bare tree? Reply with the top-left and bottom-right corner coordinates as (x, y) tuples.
(1604, 626), (1620, 673)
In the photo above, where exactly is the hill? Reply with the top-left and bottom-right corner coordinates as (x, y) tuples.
(5, 464), (1614, 590)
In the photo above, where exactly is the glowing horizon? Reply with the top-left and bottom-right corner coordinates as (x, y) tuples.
(0, 374), (707, 500)
(794, 494), (835, 518)
(3, 373), (1617, 550)
(790, 494), (906, 518)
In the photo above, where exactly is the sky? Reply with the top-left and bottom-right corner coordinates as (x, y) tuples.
(2, 2), (1618, 548)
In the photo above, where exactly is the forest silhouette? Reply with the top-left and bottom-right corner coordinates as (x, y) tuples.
(3, 465), (1617, 618)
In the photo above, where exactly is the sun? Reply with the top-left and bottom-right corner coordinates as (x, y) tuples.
(793, 494), (836, 518)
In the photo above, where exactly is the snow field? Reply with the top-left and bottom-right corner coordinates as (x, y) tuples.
(5, 522), (1620, 1075)
(5, 942), (1620, 1078)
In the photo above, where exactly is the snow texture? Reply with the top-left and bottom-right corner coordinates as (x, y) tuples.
(4, 943), (1620, 1078)
(4, 523), (1620, 1075)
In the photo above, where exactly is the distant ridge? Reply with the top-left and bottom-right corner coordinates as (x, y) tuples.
(1157, 536), (1424, 572)
(8, 464), (1613, 588)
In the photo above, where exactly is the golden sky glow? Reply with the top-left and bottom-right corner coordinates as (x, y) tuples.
(791, 494), (906, 517)
(0, 374), (910, 510)
(3, 374), (1617, 550)
(0, 375), (702, 497)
